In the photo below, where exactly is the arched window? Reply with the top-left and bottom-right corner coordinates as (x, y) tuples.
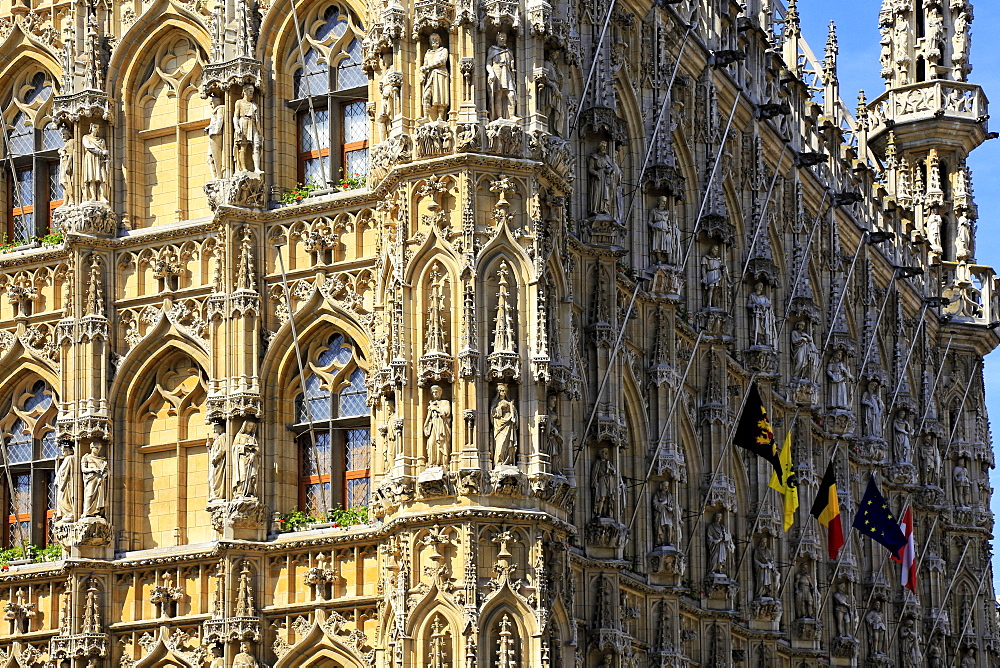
(289, 5), (369, 185)
(0, 380), (58, 548)
(2, 71), (63, 243)
(293, 333), (370, 516)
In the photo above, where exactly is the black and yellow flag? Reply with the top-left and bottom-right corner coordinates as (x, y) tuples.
(734, 382), (782, 481)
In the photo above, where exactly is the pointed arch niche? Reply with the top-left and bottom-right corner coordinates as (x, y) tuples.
(124, 29), (211, 227)
(125, 348), (211, 549)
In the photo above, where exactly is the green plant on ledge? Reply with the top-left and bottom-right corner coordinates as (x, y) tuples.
(279, 179), (322, 205)
(0, 543), (63, 567)
(0, 230), (65, 255)
(277, 505), (369, 533)
(335, 171), (366, 191)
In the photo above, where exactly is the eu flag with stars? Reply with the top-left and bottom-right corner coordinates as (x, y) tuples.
(852, 475), (907, 555)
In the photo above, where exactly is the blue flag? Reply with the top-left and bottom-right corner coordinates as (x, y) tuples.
(852, 475), (907, 555)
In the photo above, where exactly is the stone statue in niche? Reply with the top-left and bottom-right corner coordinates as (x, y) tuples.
(794, 562), (818, 618)
(705, 512), (734, 575)
(893, 408), (913, 464)
(927, 212), (943, 255)
(378, 71), (402, 138)
(421, 33), (450, 122)
(791, 320), (820, 379)
(953, 9), (970, 79)
(55, 443), (76, 521)
(58, 125), (74, 205)
(592, 447), (624, 520)
(491, 383), (518, 467)
(956, 213), (973, 262)
(207, 96), (226, 180)
(232, 642), (260, 668)
(747, 282), (776, 347)
(826, 350), (853, 409)
(81, 123), (109, 202)
(536, 57), (565, 136)
(232, 420), (260, 498)
(487, 32), (516, 121)
(753, 537), (779, 598)
(648, 195), (680, 265)
(544, 394), (564, 461)
(701, 245), (727, 309)
(860, 381), (884, 438)
(865, 599), (887, 655)
(921, 434), (942, 485)
(899, 616), (923, 665)
(81, 442), (108, 518)
(832, 581), (854, 637)
(208, 421), (227, 501)
(423, 385), (452, 468)
(233, 85), (262, 173)
(954, 457), (973, 506)
(587, 140), (622, 219)
(651, 480), (678, 547)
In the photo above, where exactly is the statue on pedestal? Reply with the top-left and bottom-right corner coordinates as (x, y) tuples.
(421, 33), (450, 122)
(81, 442), (108, 518)
(706, 512), (734, 575)
(487, 32), (516, 121)
(423, 385), (452, 468)
(82, 123), (109, 202)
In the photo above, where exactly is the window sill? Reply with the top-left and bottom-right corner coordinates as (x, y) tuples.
(271, 184), (371, 209)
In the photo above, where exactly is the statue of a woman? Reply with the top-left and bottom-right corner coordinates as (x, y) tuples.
(208, 422), (227, 501)
(55, 443), (76, 521)
(423, 385), (452, 468)
(81, 442), (108, 518)
(232, 420), (259, 498)
(491, 383), (518, 467)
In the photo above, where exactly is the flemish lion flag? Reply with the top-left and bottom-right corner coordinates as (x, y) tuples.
(768, 430), (799, 531)
(734, 382), (783, 482)
(810, 461), (845, 559)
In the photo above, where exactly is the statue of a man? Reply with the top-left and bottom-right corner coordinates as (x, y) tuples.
(587, 141), (618, 218)
(893, 408), (913, 464)
(81, 123), (109, 202)
(954, 459), (973, 506)
(233, 85), (262, 172)
(232, 642), (259, 668)
(81, 442), (108, 518)
(544, 394), (564, 461)
(921, 435), (942, 484)
(651, 480), (676, 547)
(827, 350), (853, 409)
(747, 282), (776, 347)
(420, 33), (450, 122)
(423, 384), (452, 468)
(208, 421), (227, 502)
(232, 420), (259, 498)
(956, 214), (973, 262)
(207, 96), (226, 179)
(592, 448), (623, 520)
(536, 58), (565, 136)
(486, 32), (516, 121)
(865, 599), (887, 655)
(753, 538), (778, 598)
(491, 383), (518, 467)
(791, 320), (819, 379)
(927, 212), (943, 254)
(648, 195), (680, 265)
(861, 381), (884, 438)
(900, 616), (923, 665)
(58, 125), (74, 204)
(55, 443), (76, 521)
(706, 512), (734, 575)
(832, 581), (854, 637)
(701, 245), (727, 308)
(794, 562), (818, 618)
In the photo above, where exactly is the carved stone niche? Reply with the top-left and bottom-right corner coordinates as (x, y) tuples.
(49, 634), (109, 662)
(203, 618), (261, 645)
(412, 0), (454, 38)
(480, 0), (519, 32)
(578, 107), (629, 145)
(53, 91), (114, 124)
(641, 164), (685, 200)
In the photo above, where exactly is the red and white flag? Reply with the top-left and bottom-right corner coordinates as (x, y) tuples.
(898, 507), (917, 593)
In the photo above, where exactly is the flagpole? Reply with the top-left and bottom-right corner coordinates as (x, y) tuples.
(923, 540), (971, 642)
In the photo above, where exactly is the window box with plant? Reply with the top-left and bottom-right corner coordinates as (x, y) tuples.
(275, 505), (370, 534)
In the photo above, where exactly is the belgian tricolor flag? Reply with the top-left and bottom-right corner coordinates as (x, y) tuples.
(810, 461), (845, 559)
(734, 382), (783, 481)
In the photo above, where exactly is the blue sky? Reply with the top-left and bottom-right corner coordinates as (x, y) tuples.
(797, 1), (1000, 594)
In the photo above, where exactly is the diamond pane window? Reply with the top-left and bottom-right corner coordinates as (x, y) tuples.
(295, 333), (369, 514)
(24, 381), (52, 411)
(15, 168), (34, 206)
(5, 421), (32, 464)
(48, 162), (62, 202)
(42, 122), (62, 151)
(295, 49), (329, 98)
(41, 431), (58, 459)
(343, 101), (368, 144)
(337, 39), (366, 90)
(340, 369), (368, 417)
(8, 113), (33, 156)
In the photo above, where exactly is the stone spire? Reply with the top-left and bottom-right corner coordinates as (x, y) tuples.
(867, 0), (986, 268)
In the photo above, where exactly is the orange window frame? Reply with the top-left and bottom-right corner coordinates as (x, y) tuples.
(296, 110), (330, 183)
(7, 165), (62, 241)
(340, 100), (368, 176)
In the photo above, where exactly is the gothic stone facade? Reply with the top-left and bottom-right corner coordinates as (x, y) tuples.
(0, 0), (996, 666)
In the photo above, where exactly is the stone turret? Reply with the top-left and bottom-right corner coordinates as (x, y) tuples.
(868, 0), (987, 273)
